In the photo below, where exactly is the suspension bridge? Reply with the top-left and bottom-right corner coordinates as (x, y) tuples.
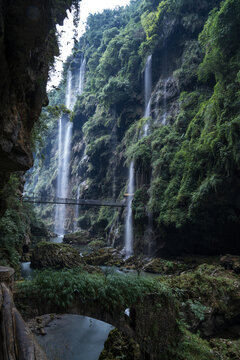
(22, 196), (127, 208)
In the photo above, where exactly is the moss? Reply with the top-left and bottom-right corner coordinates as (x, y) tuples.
(143, 258), (188, 274)
(89, 239), (106, 250)
(99, 329), (141, 360)
(209, 338), (240, 360)
(31, 241), (84, 269)
(132, 186), (149, 221)
(164, 264), (240, 321)
(172, 329), (215, 360)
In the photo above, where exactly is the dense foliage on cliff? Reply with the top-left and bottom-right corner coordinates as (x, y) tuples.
(0, 175), (44, 270)
(27, 0), (240, 255)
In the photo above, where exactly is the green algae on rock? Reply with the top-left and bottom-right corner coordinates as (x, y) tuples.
(30, 241), (84, 269)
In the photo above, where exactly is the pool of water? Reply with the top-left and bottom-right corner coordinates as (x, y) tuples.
(21, 261), (34, 279)
(50, 235), (64, 243)
(36, 314), (113, 360)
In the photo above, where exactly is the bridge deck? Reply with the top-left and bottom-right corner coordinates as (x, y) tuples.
(22, 197), (126, 207)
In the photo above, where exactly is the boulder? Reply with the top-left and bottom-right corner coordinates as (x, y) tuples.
(31, 242), (83, 269)
(82, 247), (125, 267)
(99, 329), (141, 360)
(0, 282), (47, 359)
(220, 254), (240, 274)
(63, 230), (91, 245)
(142, 258), (187, 274)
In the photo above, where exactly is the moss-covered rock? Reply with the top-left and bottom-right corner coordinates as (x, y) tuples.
(63, 230), (91, 245)
(143, 258), (188, 274)
(82, 247), (125, 267)
(88, 239), (106, 250)
(30, 241), (83, 269)
(209, 338), (240, 360)
(165, 264), (240, 336)
(99, 329), (141, 360)
(220, 254), (240, 274)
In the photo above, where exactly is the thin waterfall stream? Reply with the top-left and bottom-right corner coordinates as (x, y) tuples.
(124, 161), (134, 256)
(54, 68), (74, 235)
(54, 56), (86, 236)
(124, 55), (152, 256)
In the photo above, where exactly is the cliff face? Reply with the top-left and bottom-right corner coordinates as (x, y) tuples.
(0, 0), (79, 213)
(27, 0), (240, 256)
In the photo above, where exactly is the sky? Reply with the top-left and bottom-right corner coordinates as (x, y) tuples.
(48, 0), (130, 88)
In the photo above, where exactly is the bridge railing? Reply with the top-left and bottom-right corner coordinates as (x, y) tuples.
(22, 195), (126, 208)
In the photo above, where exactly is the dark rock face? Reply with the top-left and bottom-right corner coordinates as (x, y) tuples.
(99, 328), (141, 360)
(0, 1), (51, 173)
(220, 254), (240, 274)
(0, 0), (77, 212)
(0, 268), (47, 360)
(82, 247), (125, 267)
(63, 230), (91, 245)
(31, 242), (84, 269)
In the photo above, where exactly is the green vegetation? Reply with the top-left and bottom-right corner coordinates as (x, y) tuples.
(17, 268), (171, 312)
(26, 0), (240, 252)
(17, 263), (240, 359)
(0, 175), (43, 270)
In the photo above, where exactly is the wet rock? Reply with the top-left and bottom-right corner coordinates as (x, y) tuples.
(166, 264), (240, 337)
(209, 337), (240, 359)
(0, 281), (47, 359)
(89, 239), (106, 250)
(82, 247), (125, 267)
(27, 314), (57, 336)
(220, 254), (240, 274)
(63, 230), (91, 245)
(31, 241), (84, 269)
(0, 266), (15, 289)
(99, 328), (141, 360)
(143, 258), (187, 274)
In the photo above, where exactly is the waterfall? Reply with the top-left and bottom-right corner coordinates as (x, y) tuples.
(78, 56), (86, 94)
(112, 122), (117, 200)
(124, 161), (134, 256)
(54, 118), (73, 235)
(72, 56), (86, 231)
(124, 55), (152, 256)
(143, 55), (152, 136)
(54, 67), (75, 235)
(143, 55), (154, 254)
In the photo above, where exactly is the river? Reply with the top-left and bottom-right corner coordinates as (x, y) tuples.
(21, 235), (113, 360)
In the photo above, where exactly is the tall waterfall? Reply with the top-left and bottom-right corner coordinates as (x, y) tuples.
(54, 66), (76, 235)
(54, 60), (86, 235)
(78, 56), (86, 94)
(124, 161), (134, 256)
(143, 55), (152, 136)
(124, 55), (152, 255)
(72, 56), (86, 231)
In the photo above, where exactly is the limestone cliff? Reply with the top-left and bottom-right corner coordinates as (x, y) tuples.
(27, 0), (240, 256)
(0, 0), (79, 213)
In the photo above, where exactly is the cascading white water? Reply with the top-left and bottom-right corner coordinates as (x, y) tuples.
(72, 57), (86, 231)
(78, 56), (86, 94)
(124, 55), (152, 256)
(55, 57), (87, 235)
(143, 55), (153, 254)
(143, 55), (152, 136)
(54, 68), (75, 235)
(124, 161), (134, 256)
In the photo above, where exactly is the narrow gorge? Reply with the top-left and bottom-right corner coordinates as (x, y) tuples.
(1, 0), (240, 359)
